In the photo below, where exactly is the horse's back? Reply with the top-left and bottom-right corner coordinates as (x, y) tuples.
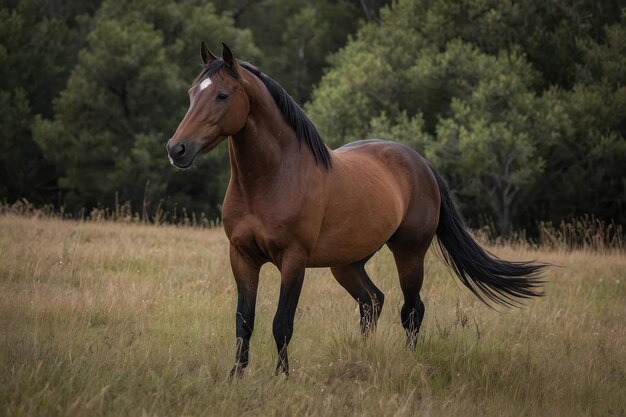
(309, 140), (440, 266)
(334, 139), (439, 206)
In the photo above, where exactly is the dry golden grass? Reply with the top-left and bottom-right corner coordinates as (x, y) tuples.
(1, 214), (624, 416)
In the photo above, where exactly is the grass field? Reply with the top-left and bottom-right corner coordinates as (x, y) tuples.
(1, 214), (624, 416)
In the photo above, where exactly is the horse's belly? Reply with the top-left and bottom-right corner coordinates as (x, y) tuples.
(307, 189), (405, 267)
(307, 227), (394, 267)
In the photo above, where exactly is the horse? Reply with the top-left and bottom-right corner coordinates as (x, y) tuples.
(166, 42), (546, 377)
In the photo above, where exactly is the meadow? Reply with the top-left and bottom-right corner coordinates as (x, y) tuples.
(0, 214), (624, 416)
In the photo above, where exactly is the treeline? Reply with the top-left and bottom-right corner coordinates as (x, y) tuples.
(1, 0), (624, 235)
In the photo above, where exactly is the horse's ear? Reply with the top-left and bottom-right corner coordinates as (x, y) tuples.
(221, 42), (240, 73)
(201, 41), (218, 65)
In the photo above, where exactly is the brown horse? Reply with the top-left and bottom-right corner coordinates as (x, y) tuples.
(167, 43), (545, 377)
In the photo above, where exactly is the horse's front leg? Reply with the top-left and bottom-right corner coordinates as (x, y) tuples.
(273, 250), (307, 376)
(229, 244), (260, 378)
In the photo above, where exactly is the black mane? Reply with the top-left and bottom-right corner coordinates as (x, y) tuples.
(197, 60), (332, 169)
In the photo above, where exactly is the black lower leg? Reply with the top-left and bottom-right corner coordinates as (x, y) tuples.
(273, 319), (293, 375)
(230, 292), (256, 378)
(359, 288), (384, 336)
(273, 268), (305, 376)
(401, 297), (425, 350)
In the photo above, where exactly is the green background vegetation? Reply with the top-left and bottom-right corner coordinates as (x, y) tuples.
(1, 0), (624, 234)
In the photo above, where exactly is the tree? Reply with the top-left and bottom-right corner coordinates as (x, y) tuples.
(306, 0), (621, 233)
(33, 0), (258, 217)
(0, 0), (100, 204)
(532, 16), (626, 225)
(228, 0), (392, 104)
(306, 0), (427, 147)
(424, 44), (568, 235)
(3, 0), (623, 232)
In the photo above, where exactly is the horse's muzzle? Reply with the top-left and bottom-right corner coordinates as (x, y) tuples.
(166, 139), (203, 168)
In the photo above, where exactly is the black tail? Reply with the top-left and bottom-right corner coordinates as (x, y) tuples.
(429, 165), (546, 307)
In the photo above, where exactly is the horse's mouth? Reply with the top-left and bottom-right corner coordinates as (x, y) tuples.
(172, 159), (195, 170)
(169, 137), (225, 169)
(168, 141), (204, 169)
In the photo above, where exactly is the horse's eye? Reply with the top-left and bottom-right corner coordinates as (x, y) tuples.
(216, 93), (229, 101)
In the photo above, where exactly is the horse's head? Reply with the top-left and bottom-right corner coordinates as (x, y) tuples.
(167, 42), (250, 168)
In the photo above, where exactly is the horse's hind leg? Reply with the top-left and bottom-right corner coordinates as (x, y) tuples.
(388, 234), (432, 350)
(331, 256), (384, 336)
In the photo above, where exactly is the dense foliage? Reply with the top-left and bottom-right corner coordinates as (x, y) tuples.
(307, 0), (625, 233)
(1, 0), (624, 233)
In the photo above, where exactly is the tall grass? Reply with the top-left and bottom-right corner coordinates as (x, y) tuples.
(538, 215), (623, 252)
(0, 214), (624, 416)
(3, 200), (623, 250)
(0, 198), (221, 228)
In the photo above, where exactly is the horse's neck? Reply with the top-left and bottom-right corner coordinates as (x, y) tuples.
(227, 85), (306, 197)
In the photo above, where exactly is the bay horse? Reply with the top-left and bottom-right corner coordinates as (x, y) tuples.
(166, 43), (545, 377)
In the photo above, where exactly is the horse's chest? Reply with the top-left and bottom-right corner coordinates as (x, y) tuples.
(225, 213), (295, 265)
(223, 182), (323, 265)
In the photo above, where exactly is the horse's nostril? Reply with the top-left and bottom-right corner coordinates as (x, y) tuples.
(176, 143), (186, 157)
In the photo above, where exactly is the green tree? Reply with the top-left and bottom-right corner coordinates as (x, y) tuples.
(0, 0), (100, 203)
(306, 0), (623, 233)
(33, 0), (258, 217)
(306, 0), (622, 145)
(424, 44), (567, 234)
(533, 16), (626, 225)
(229, 0), (391, 104)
